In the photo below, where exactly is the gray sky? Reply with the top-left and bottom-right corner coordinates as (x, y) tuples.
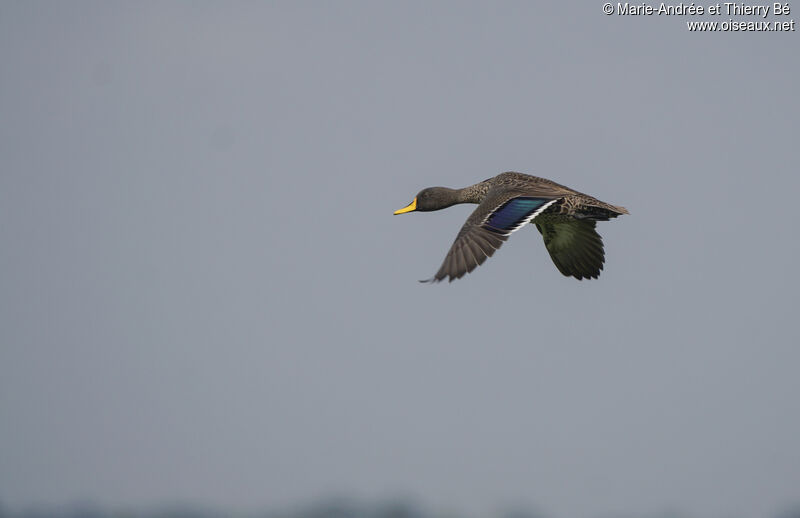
(1, 2), (799, 518)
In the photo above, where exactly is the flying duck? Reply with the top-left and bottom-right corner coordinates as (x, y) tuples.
(394, 172), (628, 282)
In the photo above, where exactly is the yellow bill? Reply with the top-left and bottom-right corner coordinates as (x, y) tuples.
(393, 197), (417, 215)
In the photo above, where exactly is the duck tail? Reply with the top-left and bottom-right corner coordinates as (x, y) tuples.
(579, 202), (629, 221)
(611, 204), (629, 216)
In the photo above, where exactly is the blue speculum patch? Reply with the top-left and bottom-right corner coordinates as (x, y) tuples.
(486, 197), (550, 230)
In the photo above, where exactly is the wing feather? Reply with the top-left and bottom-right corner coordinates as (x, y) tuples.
(423, 191), (559, 282)
(535, 219), (605, 280)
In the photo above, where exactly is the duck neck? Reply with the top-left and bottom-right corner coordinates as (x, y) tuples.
(455, 180), (492, 204)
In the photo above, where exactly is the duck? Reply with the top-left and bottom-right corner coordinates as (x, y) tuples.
(394, 171), (628, 282)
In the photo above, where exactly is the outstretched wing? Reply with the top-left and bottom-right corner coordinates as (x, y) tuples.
(424, 194), (559, 282)
(535, 219), (605, 280)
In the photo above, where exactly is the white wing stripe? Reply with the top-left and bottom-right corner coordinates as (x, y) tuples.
(483, 198), (559, 236)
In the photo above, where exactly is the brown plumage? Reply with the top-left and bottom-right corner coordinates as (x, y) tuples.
(393, 172), (628, 282)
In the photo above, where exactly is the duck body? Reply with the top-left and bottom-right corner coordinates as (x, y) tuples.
(394, 172), (628, 282)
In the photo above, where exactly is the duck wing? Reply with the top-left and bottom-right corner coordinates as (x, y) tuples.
(423, 191), (559, 282)
(534, 218), (605, 280)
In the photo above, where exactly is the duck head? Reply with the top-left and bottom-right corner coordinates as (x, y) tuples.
(394, 187), (458, 214)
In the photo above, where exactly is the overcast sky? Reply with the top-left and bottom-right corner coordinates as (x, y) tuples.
(1, 3), (799, 518)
